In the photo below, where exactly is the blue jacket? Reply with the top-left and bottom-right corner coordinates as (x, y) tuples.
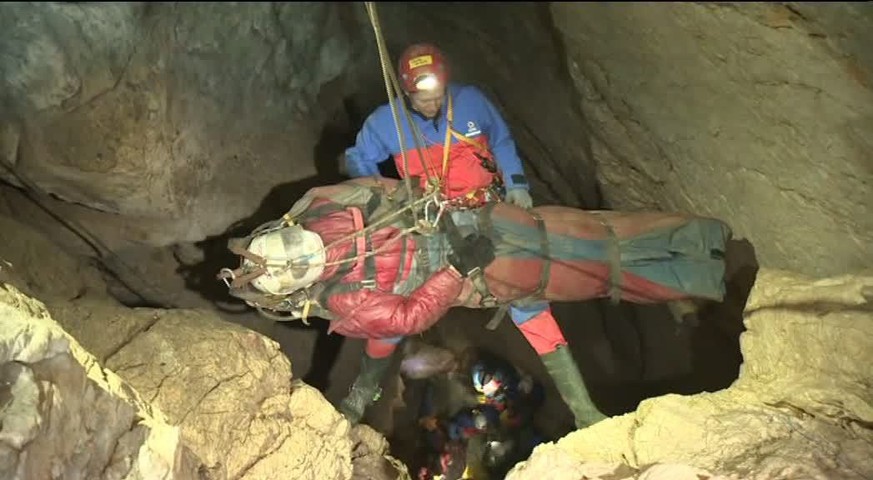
(344, 83), (529, 191)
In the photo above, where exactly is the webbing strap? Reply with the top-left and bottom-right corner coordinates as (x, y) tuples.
(394, 235), (408, 286)
(465, 202), (500, 309)
(223, 240), (271, 290)
(293, 188), (382, 224)
(318, 207), (379, 301)
(321, 232), (378, 298)
(228, 266), (268, 291)
(449, 128), (493, 164)
(591, 212), (622, 304)
(530, 212), (551, 298)
(365, 187), (382, 217)
(351, 207), (367, 272)
(440, 201), (497, 308)
(362, 233), (377, 288)
(484, 210), (551, 331)
(476, 202), (498, 239)
(484, 303), (510, 331)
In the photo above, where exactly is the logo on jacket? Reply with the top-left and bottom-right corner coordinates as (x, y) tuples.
(466, 121), (482, 137)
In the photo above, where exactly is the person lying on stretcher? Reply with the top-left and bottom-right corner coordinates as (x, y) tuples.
(218, 177), (733, 429)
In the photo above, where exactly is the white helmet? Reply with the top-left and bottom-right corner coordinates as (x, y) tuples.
(244, 225), (326, 295)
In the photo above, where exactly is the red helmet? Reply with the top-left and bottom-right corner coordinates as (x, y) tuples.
(398, 43), (449, 94)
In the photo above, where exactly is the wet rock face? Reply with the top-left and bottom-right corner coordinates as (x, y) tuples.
(0, 2), (366, 249)
(0, 283), (205, 480)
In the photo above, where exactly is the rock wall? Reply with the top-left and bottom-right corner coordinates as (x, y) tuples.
(506, 269), (873, 479)
(103, 310), (356, 479)
(0, 211), (409, 480)
(0, 282), (204, 480)
(360, 3), (873, 276)
(0, 2), (368, 250)
(551, 2), (873, 276)
(2, 2), (870, 271)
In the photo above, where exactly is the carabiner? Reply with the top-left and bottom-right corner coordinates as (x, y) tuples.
(218, 268), (236, 288)
(432, 200), (447, 229)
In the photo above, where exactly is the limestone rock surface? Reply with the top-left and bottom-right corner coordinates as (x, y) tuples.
(507, 269), (873, 479)
(0, 211), (410, 480)
(551, 2), (873, 276)
(0, 2), (366, 249)
(103, 310), (355, 479)
(0, 282), (205, 480)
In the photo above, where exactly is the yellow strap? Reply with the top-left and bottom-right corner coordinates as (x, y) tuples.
(440, 91), (494, 191)
(301, 298), (312, 325)
(451, 129), (484, 149)
(440, 93), (454, 182)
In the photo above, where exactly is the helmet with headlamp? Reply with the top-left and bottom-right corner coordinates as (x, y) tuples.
(398, 43), (449, 94)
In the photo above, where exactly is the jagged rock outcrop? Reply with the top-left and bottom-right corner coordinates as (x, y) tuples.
(506, 269), (873, 479)
(0, 282), (205, 480)
(0, 2), (368, 250)
(0, 212), (409, 479)
(104, 310), (356, 479)
(350, 424), (412, 480)
(551, 2), (873, 276)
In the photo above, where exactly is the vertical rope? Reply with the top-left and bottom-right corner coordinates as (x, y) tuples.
(364, 3), (440, 202)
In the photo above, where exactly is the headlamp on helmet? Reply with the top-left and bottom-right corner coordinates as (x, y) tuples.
(472, 363), (503, 398)
(414, 73), (440, 92)
(398, 43), (449, 94)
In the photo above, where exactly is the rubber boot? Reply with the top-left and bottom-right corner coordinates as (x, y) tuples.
(338, 353), (393, 424)
(540, 345), (607, 429)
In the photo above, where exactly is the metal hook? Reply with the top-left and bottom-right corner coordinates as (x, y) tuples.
(432, 200), (446, 229)
(218, 268), (236, 288)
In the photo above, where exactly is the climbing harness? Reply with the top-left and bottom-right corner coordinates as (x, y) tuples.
(437, 92), (505, 210)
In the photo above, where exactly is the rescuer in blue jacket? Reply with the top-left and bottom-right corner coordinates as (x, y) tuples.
(342, 43), (534, 210)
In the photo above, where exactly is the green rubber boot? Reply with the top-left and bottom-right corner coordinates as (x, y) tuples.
(540, 345), (608, 429)
(338, 353), (393, 424)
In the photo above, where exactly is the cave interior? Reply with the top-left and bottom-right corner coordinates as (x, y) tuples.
(2, 1), (871, 476)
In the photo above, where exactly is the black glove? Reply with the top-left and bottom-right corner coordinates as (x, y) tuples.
(447, 234), (496, 277)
